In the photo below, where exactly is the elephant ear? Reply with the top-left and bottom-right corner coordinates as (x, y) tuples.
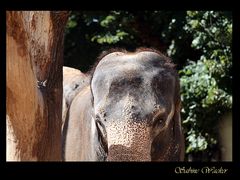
(151, 101), (185, 161)
(151, 78), (185, 161)
(172, 76), (185, 161)
(171, 100), (185, 161)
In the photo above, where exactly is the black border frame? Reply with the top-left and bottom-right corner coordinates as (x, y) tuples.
(2, 2), (239, 177)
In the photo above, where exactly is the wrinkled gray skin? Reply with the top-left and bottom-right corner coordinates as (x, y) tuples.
(62, 51), (185, 161)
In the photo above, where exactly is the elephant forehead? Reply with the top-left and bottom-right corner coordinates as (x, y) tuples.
(92, 51), (167, 81)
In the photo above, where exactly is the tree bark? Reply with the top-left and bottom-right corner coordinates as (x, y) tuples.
(6, 11), (69, 161)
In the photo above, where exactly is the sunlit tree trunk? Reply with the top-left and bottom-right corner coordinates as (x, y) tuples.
(6, 11), (69, 161)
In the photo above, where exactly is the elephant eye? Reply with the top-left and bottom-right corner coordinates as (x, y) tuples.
(152, 115), (165, 129)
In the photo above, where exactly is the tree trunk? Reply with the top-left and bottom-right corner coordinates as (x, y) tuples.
(6, 11), (69, 161)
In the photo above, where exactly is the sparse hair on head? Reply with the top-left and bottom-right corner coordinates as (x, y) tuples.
(87, 47), (176, 76)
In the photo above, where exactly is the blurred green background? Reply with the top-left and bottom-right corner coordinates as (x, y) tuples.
(63, 11), (232, 161)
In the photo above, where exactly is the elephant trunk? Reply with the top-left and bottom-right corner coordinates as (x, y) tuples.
(106, 119), (151, 161)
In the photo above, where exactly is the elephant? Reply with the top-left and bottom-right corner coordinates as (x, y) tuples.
(62, 66), (90, 131)
(62, 48), (185, 161)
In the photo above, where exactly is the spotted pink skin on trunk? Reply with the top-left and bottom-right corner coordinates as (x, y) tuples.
(106, 119), (151, 161)
(103, 94), (152, 161)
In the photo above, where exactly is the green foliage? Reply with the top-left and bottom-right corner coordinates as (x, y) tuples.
(64, 11), (232, 160)
(90, 13), (129, 44)
(64, 11), (191, 70)
(66, 15), (78, 29)
(91, 30), (129, 44)
(179, 11), (232, 158)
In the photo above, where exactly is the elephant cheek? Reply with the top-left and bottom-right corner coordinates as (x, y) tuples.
(105, 120), (152, 161)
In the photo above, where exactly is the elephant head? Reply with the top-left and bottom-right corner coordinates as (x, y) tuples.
(90, 48), (184, 161)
